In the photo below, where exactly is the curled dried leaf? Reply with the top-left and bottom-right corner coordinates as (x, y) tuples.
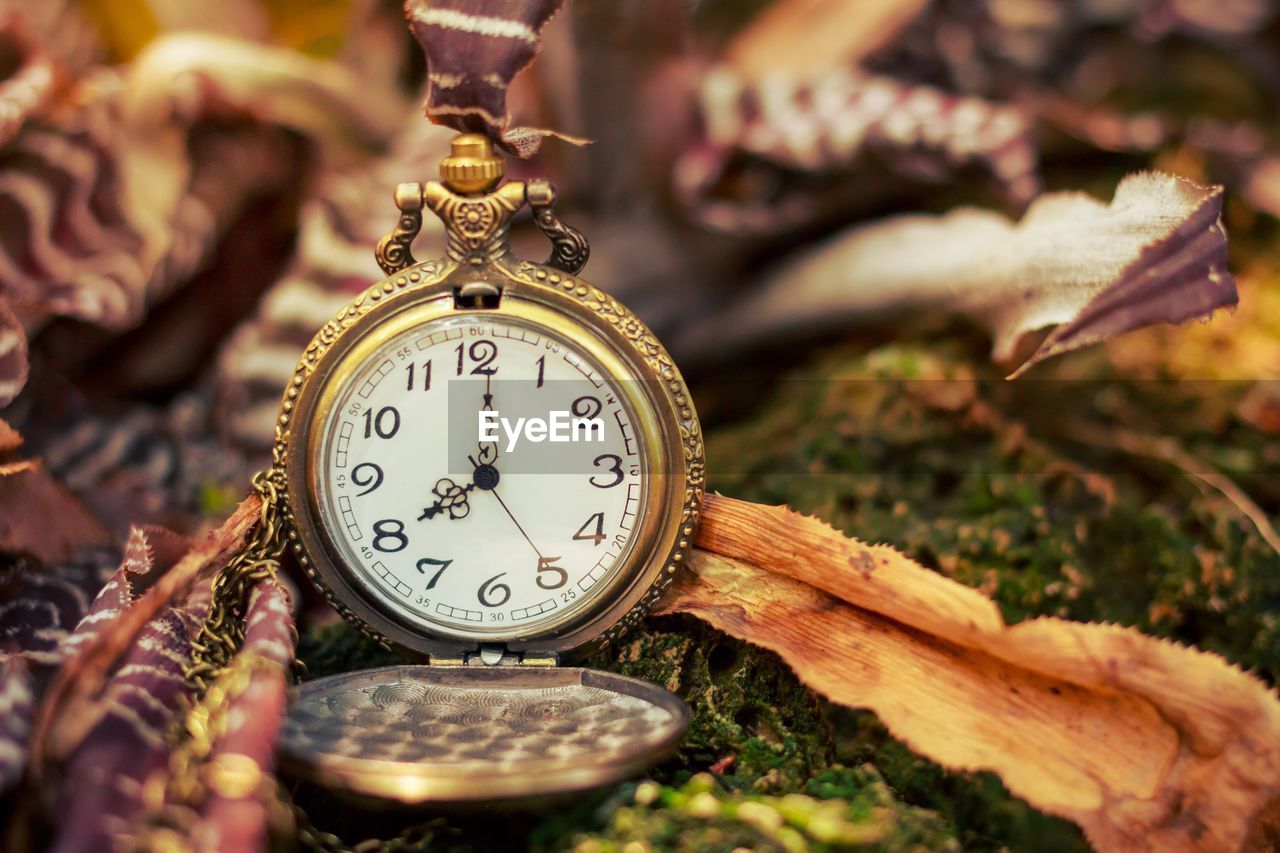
(55, 598), (207, 850)
(663, 495), (1280, 851)
(57, 526), (192, 663)
(31, 494), (260, 778)
(191, 581), (295, 849)
(0, 657), (34, 791)
(0, 30), (406, 407)
(0, 0), (102, 74)
(0, 530), (151, 798)
(0, 296), (26, 415)
(0, 459), (111, 564)
(0, 417), (20, 454)
(0, 552), (111, 665)
(679, 67), (1039, 231)
(403, 0), (581, 157)
(680, 172), (1237, 376)
(0, 22), (54, 148)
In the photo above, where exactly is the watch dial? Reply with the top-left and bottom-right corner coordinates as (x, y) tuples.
(314, 314), (648, 640)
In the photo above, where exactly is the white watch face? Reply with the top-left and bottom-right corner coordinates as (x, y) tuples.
(314, 313), (648, 640)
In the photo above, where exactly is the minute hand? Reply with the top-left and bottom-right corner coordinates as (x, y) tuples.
(489, 486), (562, 585)
(473, 375), (499, 467)
(490, 487), (544, 559)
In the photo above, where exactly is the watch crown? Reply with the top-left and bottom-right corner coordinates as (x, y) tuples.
(440, 133), (504, 194)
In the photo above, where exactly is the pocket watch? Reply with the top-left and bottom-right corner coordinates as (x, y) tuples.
(272, 134), (704, 806)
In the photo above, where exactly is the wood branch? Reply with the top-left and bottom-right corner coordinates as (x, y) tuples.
(666, 494), (1280, 851)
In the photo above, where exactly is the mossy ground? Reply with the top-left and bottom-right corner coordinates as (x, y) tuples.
(295, 253), (1279, 849)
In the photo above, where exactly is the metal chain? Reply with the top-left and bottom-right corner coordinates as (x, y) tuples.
(184, 471), (291, 699)
(140, 653), (290, 850)
(283, 787), (446, 853)
(136, 472), (439, 851)
(134, 472), (295, 851)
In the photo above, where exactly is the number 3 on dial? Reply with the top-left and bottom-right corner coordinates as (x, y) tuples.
(590, 454), (624, 488)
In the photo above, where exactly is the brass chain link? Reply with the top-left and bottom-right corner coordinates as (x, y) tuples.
(134, 472), (443, 851)
(140, 653), (291, 851)
(184, 471), (293, 699)
(134, 472), (296, 850)
(285, 795), (445, 853)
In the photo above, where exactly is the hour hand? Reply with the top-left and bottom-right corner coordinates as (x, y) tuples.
(417, 477), (474, 521)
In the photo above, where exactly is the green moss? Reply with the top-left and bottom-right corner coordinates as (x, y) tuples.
(196, 480), (243, 518)
(586, 617), (831, 792)
(825, 712), (1084, 851)
(552, 770), (958, 852)
(296, 619), (401, 678)
(702, 338), (1279, 850)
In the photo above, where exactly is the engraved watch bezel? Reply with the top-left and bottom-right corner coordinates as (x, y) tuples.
(273, 256), (704, 661)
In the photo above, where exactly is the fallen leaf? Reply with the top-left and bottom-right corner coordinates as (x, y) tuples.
(0, 292), (28, 410)
(57, 527), (190, 662)
(0, 417), (21, 454)
(0, 536), (138, 795)
(678, 172), (1237, 377)
(722, 0), (928, 83)
(0, 552), (112, 665)
(0, 22), (54, 149)
(0, 460), (111, 564)
(0, 28), (405, 407)
(663, 495), (1280, 851)
(403, 0), (582, 157)
(55, 597), (207, 851)
(0, 657), (34, 791)
(30, 493), (260, 780)
(189, 580), (295, 851)
(678, 66), (1040, 231)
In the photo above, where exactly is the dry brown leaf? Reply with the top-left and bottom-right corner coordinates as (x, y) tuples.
(679, 172), (1237, 377)
(118, 32), (406, 276)
(662, 495), (1280, 851)
(0, 22), (54, 149)
(29, 493), (261, 782)
(0, 417), (21, 454)
(0, 29), (407, 408)
(723, 0), (928, 82)
(404, 0), (581, 157)
(0, 459), (111, 564)
(0, 293), (28, 411)
(190, 580), (295, 850)
(55, 592), (206, 850)
(0, 657), (33, 791)
(679, 66), (1040, 232)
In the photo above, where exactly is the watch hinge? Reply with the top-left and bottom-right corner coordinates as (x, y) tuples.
(454, 281), (502, 309)
(430, 645), (559, 667)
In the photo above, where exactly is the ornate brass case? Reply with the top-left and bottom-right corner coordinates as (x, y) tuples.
(273, 136), (705, 664)
(277, 666), (690, 807)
